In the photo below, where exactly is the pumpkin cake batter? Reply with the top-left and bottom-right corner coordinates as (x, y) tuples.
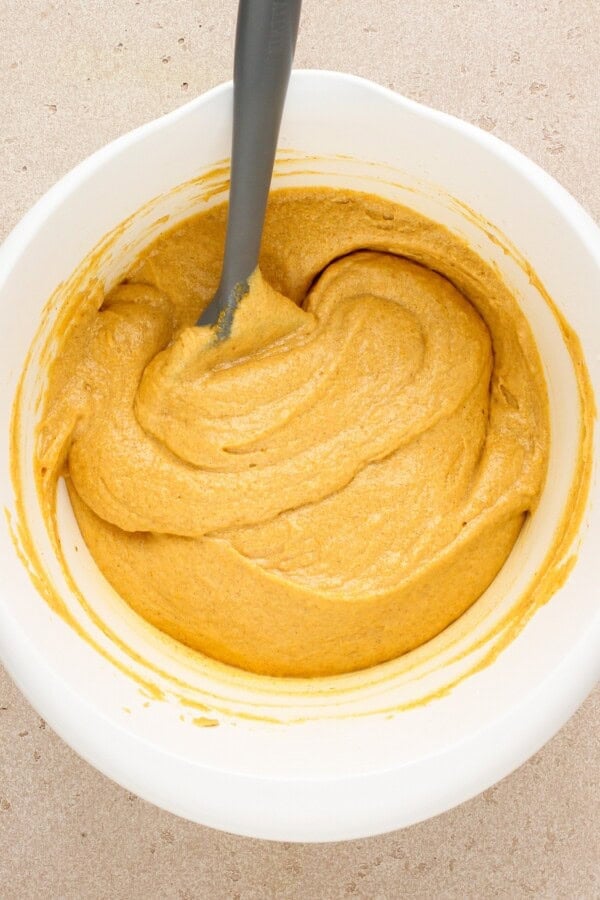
(38, 188), (549, 677)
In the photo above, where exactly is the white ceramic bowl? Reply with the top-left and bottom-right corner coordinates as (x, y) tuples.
(1, 72), (599, 842)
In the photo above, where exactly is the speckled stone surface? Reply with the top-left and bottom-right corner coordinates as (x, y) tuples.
(1, 2), (599, 897)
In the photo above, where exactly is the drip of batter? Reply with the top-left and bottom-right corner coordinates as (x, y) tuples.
(38, 188), (549, 677)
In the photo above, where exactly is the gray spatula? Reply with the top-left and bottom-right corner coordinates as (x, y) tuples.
(197, 0), (302, 336)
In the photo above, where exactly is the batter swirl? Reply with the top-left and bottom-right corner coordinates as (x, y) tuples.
(39, 188), (549, 676)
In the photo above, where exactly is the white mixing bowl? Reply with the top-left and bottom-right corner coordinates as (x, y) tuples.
(0, 71), (598, 842)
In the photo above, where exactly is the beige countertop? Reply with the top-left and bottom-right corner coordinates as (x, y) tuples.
(1, 1), (598, 897)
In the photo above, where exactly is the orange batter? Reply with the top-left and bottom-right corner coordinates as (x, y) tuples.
(37, 188), (549, 676)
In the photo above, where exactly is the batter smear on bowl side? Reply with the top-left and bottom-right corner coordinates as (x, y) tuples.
(37, 188), (549, 677)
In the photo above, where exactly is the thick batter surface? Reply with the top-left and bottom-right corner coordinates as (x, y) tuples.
(38, 188), (549, 677)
